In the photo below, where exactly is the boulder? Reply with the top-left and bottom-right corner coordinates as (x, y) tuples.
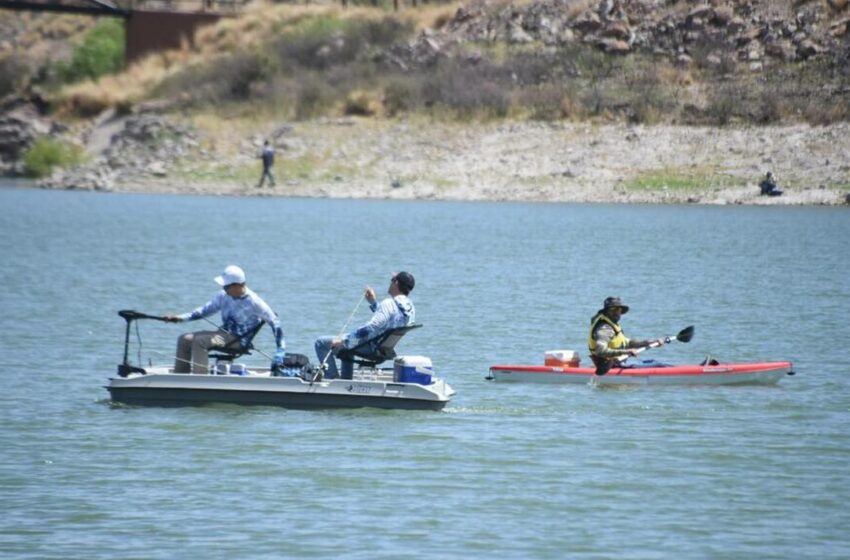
(727, 16), (746, 34)
(597, 38), (631, 54)
(765, 40), (797, 61)
(713, 6), (735, 26)
(705, 53), (723, 66)
(573, 10), (602, 33)
(147, 161), (167, 177)
(559, 28), (576, 44)
(797, 38), (823, 59)
(686, 5), (714, 28)
(601, 20), (631, 41)
(736, 27), (764, 46)
(830, 17), (850, 37)
(508, 22), (534, 44)
(0, 105), (57, 174)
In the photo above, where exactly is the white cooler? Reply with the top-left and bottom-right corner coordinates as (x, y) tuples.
(393, 356), (434, 385)
(544, 350), (580, 367)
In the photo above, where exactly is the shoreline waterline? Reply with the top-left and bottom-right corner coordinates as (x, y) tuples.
(13, 120), (850, 206)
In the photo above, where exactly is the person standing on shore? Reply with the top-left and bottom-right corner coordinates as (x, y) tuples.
(257, 140), (275, 188)
(588, 296), (659, 376)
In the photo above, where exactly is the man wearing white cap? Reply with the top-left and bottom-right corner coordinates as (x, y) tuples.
(165, 265), (285, 374)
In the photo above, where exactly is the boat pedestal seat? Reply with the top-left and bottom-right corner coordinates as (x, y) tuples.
(208, 321), (265, 365)
(336, 324), (422, 369)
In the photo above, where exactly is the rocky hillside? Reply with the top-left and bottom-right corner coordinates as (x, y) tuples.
(437, 0), (850, 65)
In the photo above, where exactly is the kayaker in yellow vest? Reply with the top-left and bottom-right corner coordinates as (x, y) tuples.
(588, 296), (660, 376)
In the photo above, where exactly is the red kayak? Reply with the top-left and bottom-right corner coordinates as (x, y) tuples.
(487, 361), (794, 386)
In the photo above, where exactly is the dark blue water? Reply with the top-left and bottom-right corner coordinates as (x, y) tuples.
(2, 186), (849, 558)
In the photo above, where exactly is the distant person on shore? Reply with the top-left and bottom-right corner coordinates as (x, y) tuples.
(588, 297), (660, 376)
(314, 272), (416, 380)
(257, 140), (275, 188)
(164, 265), (285, 374)
(759, 171), (782, 197)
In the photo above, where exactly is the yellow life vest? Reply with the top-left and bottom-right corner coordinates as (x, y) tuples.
(588, 313), (630, 361)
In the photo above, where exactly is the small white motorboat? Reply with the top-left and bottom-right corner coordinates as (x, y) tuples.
(107, 365), (455, 410)
(106, 310), (455, 410)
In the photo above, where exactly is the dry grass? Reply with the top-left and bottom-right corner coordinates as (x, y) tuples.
(53, 47), (193, 116)
(52, 4), (421, 115)
(42, 1), (850, 126)
(402, 1), (463, 31)
(565, 0), (595, 19)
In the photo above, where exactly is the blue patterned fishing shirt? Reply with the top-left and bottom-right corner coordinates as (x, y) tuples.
(342, 295), (415, 349)
(179, 288), (284, 351)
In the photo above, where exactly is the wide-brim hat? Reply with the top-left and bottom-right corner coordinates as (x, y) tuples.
(215, 265), (246, 286)
(603, 296), (629, 314)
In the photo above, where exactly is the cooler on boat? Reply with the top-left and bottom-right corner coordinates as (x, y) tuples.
(393, 356), (434, 385)
(544, 350), (580, 367)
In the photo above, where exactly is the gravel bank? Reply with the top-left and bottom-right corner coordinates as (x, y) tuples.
(96, 118), (850, 206)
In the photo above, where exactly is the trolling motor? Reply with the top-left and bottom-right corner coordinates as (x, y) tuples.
(117, 310), (167, 377)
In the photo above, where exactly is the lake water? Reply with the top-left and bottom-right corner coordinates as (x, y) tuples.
(2, 185), (849, 559)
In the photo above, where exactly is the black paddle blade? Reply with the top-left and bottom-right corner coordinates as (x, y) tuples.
(677, 325), (695, 343)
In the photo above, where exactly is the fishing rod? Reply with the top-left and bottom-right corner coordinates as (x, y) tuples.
(319, 292), (367, 373)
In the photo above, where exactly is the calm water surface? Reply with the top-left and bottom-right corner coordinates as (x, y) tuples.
(1, 185), (849, 559)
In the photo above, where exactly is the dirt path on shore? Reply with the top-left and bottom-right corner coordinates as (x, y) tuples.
(83, 118), (850, 205)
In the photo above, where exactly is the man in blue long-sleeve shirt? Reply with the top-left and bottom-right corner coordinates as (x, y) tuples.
(165, 265), (285, 374)
(314, 271), (416, 380)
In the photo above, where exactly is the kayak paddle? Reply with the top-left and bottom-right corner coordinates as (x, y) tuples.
(633, 325), (694, 355)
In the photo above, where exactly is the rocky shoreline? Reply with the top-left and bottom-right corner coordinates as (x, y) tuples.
(21, 111), (850, 206)
(3, 1), (849, 205)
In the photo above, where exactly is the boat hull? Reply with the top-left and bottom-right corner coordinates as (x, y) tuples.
(107, 369), (454, 410)
(488, 362), (793, 386)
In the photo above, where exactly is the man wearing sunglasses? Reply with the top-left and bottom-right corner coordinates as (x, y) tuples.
(315, 271), (416, 380)
(164, 265), (285, 374)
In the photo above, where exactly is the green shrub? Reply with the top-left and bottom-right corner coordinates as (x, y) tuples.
(23, 137), (85, 178)
(294, 74), (336, 120)
(274, 15), (411, 71)
(383, 77), (417, 116)
(0, 55), (29, 97)
(57, 18), (125, 84)
(422, 60), (512, 118)
(519, 84), (566, 120)
(704, 85), (739, 126)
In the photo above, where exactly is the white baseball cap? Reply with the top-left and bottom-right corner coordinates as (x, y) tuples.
(214, 265), (246, 286)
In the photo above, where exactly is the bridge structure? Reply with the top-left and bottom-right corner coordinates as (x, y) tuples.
(0, 0), (246, 63)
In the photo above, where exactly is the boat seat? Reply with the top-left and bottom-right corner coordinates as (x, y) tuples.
(208, 320), (265, 363)
(336, 324), (422, 368)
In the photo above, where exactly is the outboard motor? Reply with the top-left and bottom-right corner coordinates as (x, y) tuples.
(117, 310), (151, 377)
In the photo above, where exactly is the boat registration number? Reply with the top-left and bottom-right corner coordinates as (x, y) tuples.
(347, 385), (373, 394)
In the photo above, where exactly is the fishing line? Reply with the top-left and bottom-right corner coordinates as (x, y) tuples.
(320, 293), (366, 370)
